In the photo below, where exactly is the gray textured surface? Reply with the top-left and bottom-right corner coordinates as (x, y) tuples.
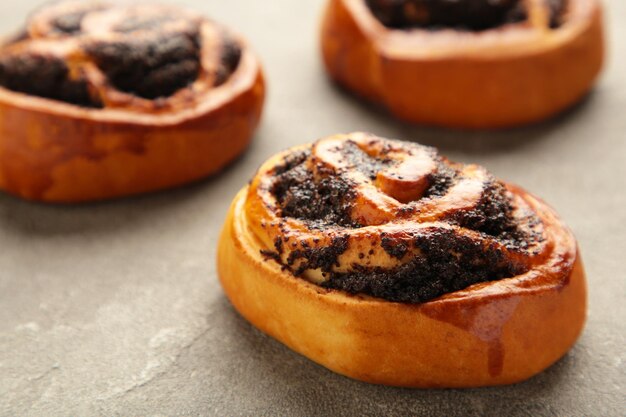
(0, 0), (625, 415)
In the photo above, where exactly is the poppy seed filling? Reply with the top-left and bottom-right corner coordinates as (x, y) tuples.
(0, 54), (100, 107)
(261, 136), (545, 303)
(366, 0), (567, 31)
(86, 32), (202, 100)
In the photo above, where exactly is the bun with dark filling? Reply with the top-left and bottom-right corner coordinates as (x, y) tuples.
(321, 0), (604, 128)
(0, 0), (264, 202)
(218, 132), (586, 387)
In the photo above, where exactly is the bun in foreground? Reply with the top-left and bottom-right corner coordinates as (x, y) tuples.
(218, 133), (586, 387)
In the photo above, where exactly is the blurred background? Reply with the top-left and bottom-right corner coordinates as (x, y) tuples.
(0, 0), (624, 415)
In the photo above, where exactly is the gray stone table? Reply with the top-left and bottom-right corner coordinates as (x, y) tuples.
(0, 0), (624, 415)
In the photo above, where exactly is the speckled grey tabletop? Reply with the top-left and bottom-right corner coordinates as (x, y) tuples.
(0, 1), (624, 416)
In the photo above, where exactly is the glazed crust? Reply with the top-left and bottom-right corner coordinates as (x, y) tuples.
(320, 0), (604, 128)
(217, 134), (586, 387)
(0, 2), (265, 202)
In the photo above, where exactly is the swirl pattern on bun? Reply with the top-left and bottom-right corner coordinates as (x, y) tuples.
(247, 132), (548, 303)
(0, 0), (242, 110)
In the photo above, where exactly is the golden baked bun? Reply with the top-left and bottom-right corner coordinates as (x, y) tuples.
(218, 132), (586, 388)
(0, 0), (265, 202)
(320, 0), (604, 128)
